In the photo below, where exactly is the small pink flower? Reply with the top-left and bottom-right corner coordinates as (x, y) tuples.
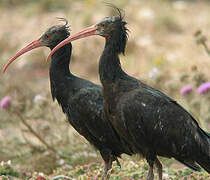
(33, 94), (43, 103)
(198, 82), (210, 94)
(0, 96), (11, 110)
(180, 85), (193, 95)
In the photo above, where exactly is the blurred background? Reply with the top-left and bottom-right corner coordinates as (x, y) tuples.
(0, 0), (210, 179)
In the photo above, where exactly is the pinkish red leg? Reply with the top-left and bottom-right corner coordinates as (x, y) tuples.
(102, 159), (112, 180)
(146, 166), (154, 180)
(155, 158), (163, 180)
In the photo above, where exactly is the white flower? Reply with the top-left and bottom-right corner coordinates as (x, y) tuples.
(0, 161), (4, 166)
(33, 94), (44, 103)
(38, 172), (44, 176)
(138, 8), (154, 20)
(163, 173), (169, 178)
(148, 67), (159, 78)
(58, 159), (65, 165)
(7, 160), (11, 165)
(129, 160), (136, 166)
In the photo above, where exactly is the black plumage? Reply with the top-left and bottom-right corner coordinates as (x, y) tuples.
(3, 19), (132, 179)
(49, 10), (210, 180)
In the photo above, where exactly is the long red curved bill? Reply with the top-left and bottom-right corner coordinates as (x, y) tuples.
(2, 39), (42, 73)
(46, 25), (97, 62)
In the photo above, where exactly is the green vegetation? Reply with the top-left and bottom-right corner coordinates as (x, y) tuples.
(0, 159), (209, 179)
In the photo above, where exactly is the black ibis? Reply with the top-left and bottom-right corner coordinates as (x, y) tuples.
(2, 19), (132, 179)
(47, 10), (210, 180)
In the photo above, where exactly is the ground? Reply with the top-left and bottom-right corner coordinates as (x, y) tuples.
(0, 0), (210, 179)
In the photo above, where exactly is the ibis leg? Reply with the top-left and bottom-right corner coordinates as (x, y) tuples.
(102, 158), (112, 180)
(147, 165), (154, 180)
(155, 158), (163, 180)
(146, 158), (154, 180)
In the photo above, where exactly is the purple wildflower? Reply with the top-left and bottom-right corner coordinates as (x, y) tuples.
(0, 96), (11, 110)
(198, 82), (210, 94)
(180, 85), (193, 95)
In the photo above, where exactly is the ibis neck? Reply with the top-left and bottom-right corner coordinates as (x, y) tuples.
(49, 43), (73, 107)
(99, 40), (125, 85)
(49, 43), (72, 78)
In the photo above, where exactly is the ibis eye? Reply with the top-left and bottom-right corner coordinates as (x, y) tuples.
(101, 23), (106, 28)
(45, 34), (50, 39)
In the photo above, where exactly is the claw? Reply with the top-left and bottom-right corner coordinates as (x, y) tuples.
(115, 158), (121, 168)
(102, 158), (112, 180)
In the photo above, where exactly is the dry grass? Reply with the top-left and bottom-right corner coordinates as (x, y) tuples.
(0, 0), (210, 179)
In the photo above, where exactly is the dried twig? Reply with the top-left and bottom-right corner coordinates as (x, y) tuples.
(13, 110), (58, 154)
(201, 41), (210, 56)
(194, 30), (210, 56)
